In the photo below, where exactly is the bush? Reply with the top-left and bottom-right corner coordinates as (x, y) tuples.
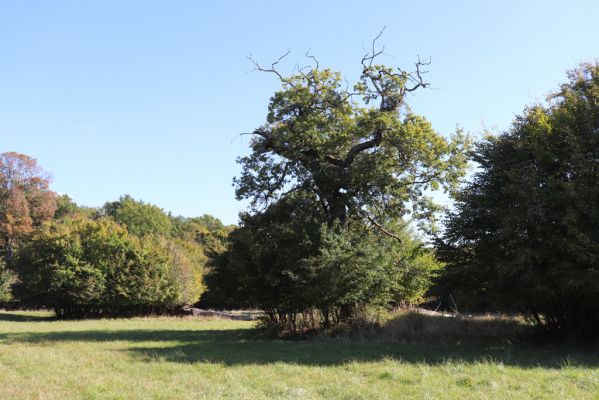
(13, 217), (204, 318)
(207, 194), (442, 334)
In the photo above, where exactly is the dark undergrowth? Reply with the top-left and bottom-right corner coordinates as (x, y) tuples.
(0, 325), (596, 368)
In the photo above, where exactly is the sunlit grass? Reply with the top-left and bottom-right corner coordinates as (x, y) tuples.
(0, 310), (597, 399)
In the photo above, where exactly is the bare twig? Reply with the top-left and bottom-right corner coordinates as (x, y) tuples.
(305, 48), (319, 70)
(247, 50), (294, 86)
(361, 27), (386, 68)
(404, 55), (432, 92)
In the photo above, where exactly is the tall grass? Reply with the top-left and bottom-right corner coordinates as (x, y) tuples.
(350, 308), (524, 342)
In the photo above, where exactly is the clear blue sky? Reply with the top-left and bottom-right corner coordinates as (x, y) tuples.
(2, 1), (598, 224)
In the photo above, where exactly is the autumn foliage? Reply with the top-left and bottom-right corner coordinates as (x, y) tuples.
(0, 152), (57, 266)
(0, 152), (222, 317)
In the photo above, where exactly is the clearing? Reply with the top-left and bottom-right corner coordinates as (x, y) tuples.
(0, 311), (597, 399)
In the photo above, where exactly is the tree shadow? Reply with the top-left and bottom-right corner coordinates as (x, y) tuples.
(0, 326), (597, 369)
(0, 312), (56, 322)
(126, 338), (599, 369)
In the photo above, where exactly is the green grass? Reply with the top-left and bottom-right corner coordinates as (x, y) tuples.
(0, 311), (597, 399)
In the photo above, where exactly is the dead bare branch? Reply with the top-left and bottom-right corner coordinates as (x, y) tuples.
(305, 48), (319, 70)
(405, 56), (432, 92)
(247, 50), (294, 86)
(361, 27), (387, 68)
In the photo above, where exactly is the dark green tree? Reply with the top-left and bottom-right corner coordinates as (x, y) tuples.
(438, 63), (599, 337)
(53, 194), (79, 220)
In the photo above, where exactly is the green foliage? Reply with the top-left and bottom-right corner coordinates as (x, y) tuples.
(208, 192), (441, 330)
(309, 223), (442, 311)
(207, 194), (323, 313)
(438, 63), (599, 337)
(1, 313), (596, 399)
(103, 195), (173, 238)
(53, 195), (80, 220)
(158, 237), (206, 305)
(236, 61), (470, 229)
(54, 194), (96, 220)
(170, 214), (233, 256)
(0, 261), (15, 303)
(214, 53), (461, 331)
(14, 217), (204, 316)
(0, 155), (227, 315)
(6, 190), (222, 316)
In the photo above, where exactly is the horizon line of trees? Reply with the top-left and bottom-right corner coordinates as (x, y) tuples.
(1, 54), (597, 338)
(0, 158), (231, 318)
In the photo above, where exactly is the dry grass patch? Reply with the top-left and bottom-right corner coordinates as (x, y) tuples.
(369, 309), (523, 342)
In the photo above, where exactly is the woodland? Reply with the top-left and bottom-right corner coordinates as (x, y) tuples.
(2, 47), (599, 340)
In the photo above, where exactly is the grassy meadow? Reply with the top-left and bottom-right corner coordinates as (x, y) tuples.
(0, 311), (597, 399)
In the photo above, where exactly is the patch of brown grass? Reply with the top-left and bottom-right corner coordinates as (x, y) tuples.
(350, 308), (525, 342)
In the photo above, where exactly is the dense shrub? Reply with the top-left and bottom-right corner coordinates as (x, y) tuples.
(13, 217), (204, 318)
(207, 194), (441, 333)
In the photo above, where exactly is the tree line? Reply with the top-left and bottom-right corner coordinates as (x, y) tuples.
(1, 52), (597, 338)
(0, 160), (230, 318)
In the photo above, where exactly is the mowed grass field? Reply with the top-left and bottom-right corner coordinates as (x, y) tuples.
(0, 311), (598, 399)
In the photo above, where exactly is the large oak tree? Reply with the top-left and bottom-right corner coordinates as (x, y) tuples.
(236, 46), (469, 236)
(211, 41), (470, 331)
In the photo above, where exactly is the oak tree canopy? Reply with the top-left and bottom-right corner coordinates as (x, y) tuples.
(236, 36), (469, 238)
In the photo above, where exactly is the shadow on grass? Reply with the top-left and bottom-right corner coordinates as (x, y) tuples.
(0, 325), (597, 369)
(0, 311), (56, 322)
